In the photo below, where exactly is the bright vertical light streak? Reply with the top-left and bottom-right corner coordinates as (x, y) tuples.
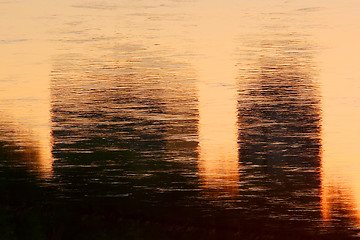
(194, 4), (240, 197)
(317, 5), (360, 225)
(0, 43), (53, 177)
(0, 0), (54, 178)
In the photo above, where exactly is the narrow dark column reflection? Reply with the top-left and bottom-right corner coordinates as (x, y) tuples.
(237, 38), (322, 226)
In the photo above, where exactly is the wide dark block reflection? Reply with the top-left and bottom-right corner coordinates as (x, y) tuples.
(237, 39), (322, 225)
(50, 43), (200, 205)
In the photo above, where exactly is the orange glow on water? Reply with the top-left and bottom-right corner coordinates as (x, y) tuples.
(317, 3), (360, 228)
(0, 1), (54, 177)
(194, 5), (240, 198)
(1, 0), (360, 234)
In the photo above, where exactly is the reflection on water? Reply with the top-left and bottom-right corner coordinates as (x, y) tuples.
(1, 0), (360, 238)
(0, 1), (53, 177)
(319, 3), (360, 233)
(237, 37), (322, 225)
(50, 21), (199, 200)
(196, 5), (239, 201)
(0, 120), (52, 177)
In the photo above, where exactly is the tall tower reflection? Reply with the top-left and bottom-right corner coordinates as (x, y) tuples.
(237, 38), (322, 224)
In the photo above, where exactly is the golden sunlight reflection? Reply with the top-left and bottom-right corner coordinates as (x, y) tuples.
(0, 51), (53, 177)
(195, 6), (240, 198)
(0, 1), (54, 177)
(318, 4), (360, 229)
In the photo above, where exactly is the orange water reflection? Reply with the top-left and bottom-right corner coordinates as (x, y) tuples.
(318, 3), (360, 229)
(197, 58), (240, 198)
(1, 0), (360, 234)
(0, 1), (54, 177)
(194, 4), (240, 199)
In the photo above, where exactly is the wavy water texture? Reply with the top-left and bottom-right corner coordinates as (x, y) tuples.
(1, 0), (360, 238)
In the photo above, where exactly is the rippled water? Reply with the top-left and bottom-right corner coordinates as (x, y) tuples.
(1, 0), (360, 239)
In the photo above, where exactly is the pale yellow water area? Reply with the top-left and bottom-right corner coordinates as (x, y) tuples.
(193, 2), (240, 198)
(0, 0), (58, 176)
(314, 1), (360, 226)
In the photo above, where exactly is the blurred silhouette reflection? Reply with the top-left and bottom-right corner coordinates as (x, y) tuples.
(237, 38), (322, 225)
(321, 186), (360, 236)
(50, 40), (199, 204)
(321, 163), (360, 236)
(0, 118), (53, 179)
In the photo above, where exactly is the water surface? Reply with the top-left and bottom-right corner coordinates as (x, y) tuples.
(1, 0), (360, 239)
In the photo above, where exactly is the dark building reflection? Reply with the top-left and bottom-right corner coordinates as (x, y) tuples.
(50, 40), (199, 209)
(237, 38), (323, 227)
